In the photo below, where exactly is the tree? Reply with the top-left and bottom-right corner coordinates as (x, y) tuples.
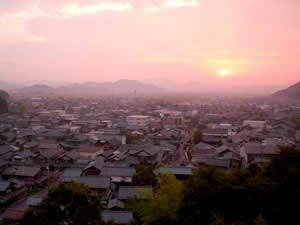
(177, 166), (263, 225)
(20, 182), (102, 225)
(133, 173), (183, 225)
(133, 164), (157, 186)
(126, 133), (139, 144)
(193, 129), (203, 144)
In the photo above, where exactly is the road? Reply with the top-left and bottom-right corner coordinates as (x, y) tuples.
(173, 130), (192, 165)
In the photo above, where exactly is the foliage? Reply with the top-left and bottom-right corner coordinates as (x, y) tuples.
(28, 187), (41, 196)
(132, 173), (183, 225)
(133, 164), (157, 186)
(191, 115), (200, 128)
(126, 133), (139, 144)
(56, 136), (67, 142)
(253, 214), (268, 225)
(193, 129), (203, 144)
(177, 146), (300, 225)
(289, 116), (300, 129)
(20, 182), (102, 225)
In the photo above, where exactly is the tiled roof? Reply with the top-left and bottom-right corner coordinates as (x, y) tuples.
(62, 168), (82, 178)
(100, 167), (135, 177)
(63, 176), (110, 189)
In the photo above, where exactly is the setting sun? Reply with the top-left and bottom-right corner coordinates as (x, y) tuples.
(219, 69), (229, 77)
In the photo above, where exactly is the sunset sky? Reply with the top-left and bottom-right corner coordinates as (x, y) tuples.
(1, 0), (299, 93)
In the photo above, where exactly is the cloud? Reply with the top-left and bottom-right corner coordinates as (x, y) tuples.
(143, 6), (160, 13)
(0, 1), (134, 43)
(0, 5), (48, 43)
(59, 2), (133, 17)
(163, 0), (199, 8)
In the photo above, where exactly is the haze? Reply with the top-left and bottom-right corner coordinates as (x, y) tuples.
(1, 0), (300, 94)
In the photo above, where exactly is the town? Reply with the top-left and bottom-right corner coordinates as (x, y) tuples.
(0, 92), (299, 224)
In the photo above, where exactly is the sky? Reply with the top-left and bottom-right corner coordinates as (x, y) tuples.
(0, 0), (300, 93)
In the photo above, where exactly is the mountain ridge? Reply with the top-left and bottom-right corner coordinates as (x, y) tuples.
(11, 80), (163, 95)
(272, 81), (300, 99)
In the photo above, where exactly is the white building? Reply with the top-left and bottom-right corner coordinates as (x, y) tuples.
(243, 120), (266, 130)
(126, 115), (151, 127)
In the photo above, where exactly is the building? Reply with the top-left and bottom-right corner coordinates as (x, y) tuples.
(240, 143), (280, 167)
(158, 110), (184, 128)
(126, 115), (151, 127)
(243, 120), (266, 130)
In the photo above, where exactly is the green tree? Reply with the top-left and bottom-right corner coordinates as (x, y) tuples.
(134, 173), (183, 225)
(20, 182), (102, 225)
(126, 134), (139, 144)
(133, 164), (157, 186)
(193, 129), (203, 144)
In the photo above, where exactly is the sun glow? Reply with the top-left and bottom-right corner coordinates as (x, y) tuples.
(218, 69), (229, 77)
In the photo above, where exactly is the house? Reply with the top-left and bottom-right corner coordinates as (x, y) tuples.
(37, 142), (64, 160)
(102, 210), (133, 225)
(2, 166), (43, 187)
(0, 159), (9, 171)
(57, 151), (82, 164)
(63, 176), (110, 192)
(82, 157), (105, 176)
(243, 120), (266, 131)
(190, 142), (217, 165)
(206, 158), (232, 169)
(191, 143), (216, 156)
(240, 143), (280, 167)
(0, 132), (17, 142)
(62, 168), (82, 179)
(89, 134), (126, 146)
(154, 167), (193, 180)
(118, 186), (153, 201)
(0, 179), (27, 207)
(107, 198), (124, 210)
(202, 135), (222, 145)
(26, 195), (43, 207)
(23, 141), (39, 150)
(127, 115), (151, 127)
(0, 145), (15, 157)
(214, 145), (241, 168)
(202, 129), (229, 138)
(97, 128), (121, 135)
(76, 146), (103, 159)
(13, 150), (36, 162)
(100, 167), (136, 183)
(35, 148), (64, 163)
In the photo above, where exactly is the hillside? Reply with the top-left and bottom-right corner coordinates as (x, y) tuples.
(14, 84), (55, 95)
(273, 81), (300, 99)
(13, 80), (162, 96)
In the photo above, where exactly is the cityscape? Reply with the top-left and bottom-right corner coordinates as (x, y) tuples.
(1, 0), (300, 225)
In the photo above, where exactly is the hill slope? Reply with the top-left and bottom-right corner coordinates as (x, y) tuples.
(14, 84), (55, 95)
(273, 81), (300, 99)
(12, 80), (163, 96)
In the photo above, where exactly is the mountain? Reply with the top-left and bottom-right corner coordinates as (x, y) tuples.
(14, 84), (55, 95)
(272, 81), (300, 99)
(0, 90), (9, 114)
(12, 80), (162, 96)
(0, 81), (21, 91)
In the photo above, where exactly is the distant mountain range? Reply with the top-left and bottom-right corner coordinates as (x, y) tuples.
(272, 81), (300, 99)
(8, 79), (163, 95)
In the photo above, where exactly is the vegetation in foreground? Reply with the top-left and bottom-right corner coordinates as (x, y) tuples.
(8, 146), (300, 225)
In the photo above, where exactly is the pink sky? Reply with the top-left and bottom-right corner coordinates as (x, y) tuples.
(1, 0), (299, 92)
